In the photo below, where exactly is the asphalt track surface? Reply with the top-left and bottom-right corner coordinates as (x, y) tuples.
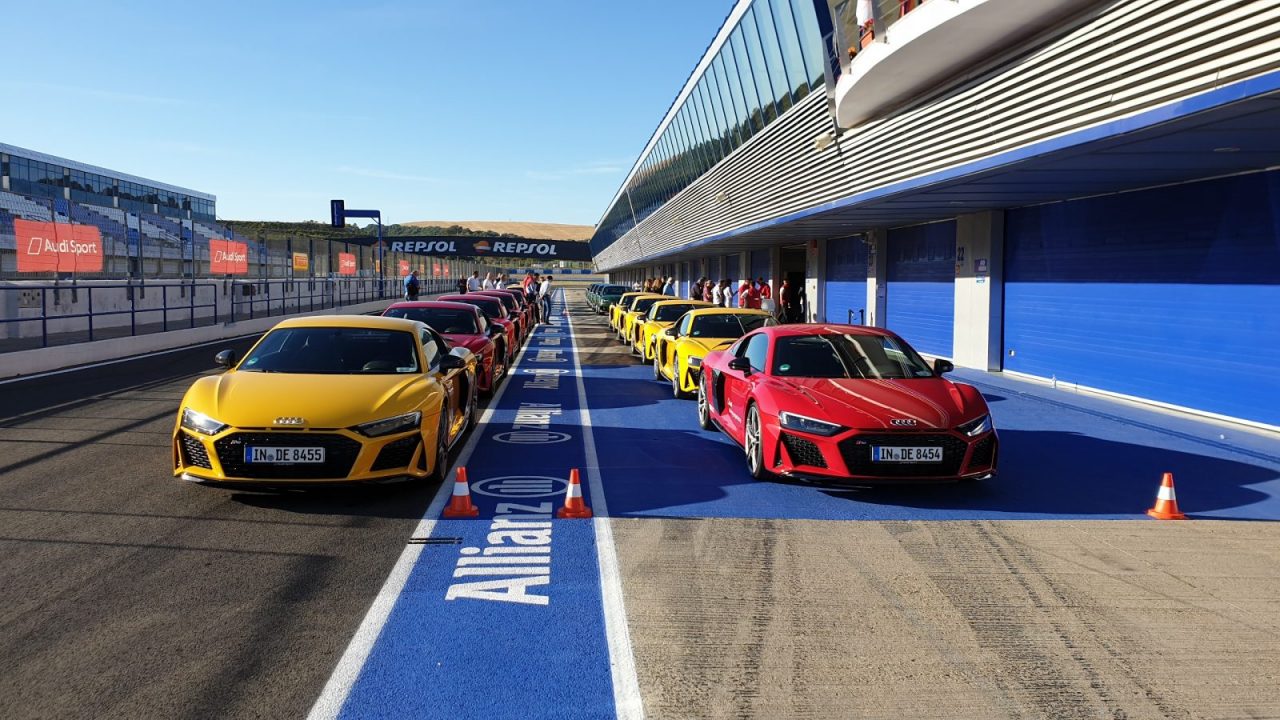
(2, 287), (1279, 719)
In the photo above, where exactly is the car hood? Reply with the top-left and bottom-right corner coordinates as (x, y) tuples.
(184, 371), (430, 428)
(682, 337), (736, 356)
(775, 376), (986, 430)
(444, 333), (488, 352)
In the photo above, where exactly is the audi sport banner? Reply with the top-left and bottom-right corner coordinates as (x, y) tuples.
(398, 260), (411, 276)
(384, 236), (591, 261)
(432, 261), (441, 278)
(15, 219), (104, 273)
(209, 239), (249, 275)
(338, 252), (358, 276)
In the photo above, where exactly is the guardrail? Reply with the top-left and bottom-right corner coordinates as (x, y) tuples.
(847, 308), (867, 325)
(0, 281), (218, 350)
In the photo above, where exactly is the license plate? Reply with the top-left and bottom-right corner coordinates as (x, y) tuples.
(244, 446), (325, 464)
(872, 446), (942, 463)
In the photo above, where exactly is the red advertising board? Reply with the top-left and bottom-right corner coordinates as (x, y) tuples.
(398, 260), (411, 276)
(14, 219), (104, 273)
(338, 252), (358, 276)
(209, 239), (249, 275)
(432, 262), (441, 278)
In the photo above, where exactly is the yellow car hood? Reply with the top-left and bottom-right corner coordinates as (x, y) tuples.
(184, 371), (431, 428)
(683, 337), (735, 356)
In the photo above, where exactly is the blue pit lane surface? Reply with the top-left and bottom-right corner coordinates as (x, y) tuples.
(323, 291), (624, 720)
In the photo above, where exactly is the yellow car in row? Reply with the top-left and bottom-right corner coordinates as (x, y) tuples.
(609, 292), (661, 335)
(173, 315), (479, 486)
(617, 295), (670, 347)
(631, 299), (715, 359)
(651, 308), (776, 398)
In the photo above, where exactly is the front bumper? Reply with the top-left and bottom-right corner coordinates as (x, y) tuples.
(173, 425), (433, 485)
(771, 428), (998, 484)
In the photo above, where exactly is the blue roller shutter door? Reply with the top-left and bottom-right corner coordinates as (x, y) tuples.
(749, 250), (770, 284)
(824, 236), (868, 323)
(886, 222), (956, 357)
(1004, 171), (1280, 426)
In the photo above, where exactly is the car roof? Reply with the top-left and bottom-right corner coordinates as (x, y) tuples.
(651, 299), (714, 308)
(685, 307), (774, 318)
(386, 300), (481, 313)
(274, 314), (421, 330)
(757, 323), (896, 338)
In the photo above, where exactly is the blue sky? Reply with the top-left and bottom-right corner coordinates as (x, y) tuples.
(0, 1), (735, 226)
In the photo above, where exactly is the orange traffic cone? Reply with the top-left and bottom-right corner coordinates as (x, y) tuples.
(443, 466), (480, 518)
(556, 468), (593, 519)
(1146, 472), (1187, 520)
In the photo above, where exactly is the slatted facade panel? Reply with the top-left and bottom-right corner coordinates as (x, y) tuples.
(823, 236), (868, 324)
(1004, 170), (1280, 426)
(886, 221), (956, 358)
(596, 0), (1280, 272)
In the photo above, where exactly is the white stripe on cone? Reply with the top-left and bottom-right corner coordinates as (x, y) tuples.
(453, 479), (470, 496)
(566, 482), (581, 499)
(1157, 485), (1176, 501)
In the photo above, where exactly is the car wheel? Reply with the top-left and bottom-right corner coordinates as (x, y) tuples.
(745, 404), (772, 480)
(466, 378), (479, 431)
(673, 363), (690, 399)
(427, 412), (450, 484)
(653, 353), (662, 380)
(697, 375), (714, 430)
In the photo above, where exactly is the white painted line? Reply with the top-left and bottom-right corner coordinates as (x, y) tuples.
(307, 329), (539, 720)
(565, 300), (646, 720)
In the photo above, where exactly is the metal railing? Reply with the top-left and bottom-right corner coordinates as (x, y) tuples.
(829, 0), (932, 80)
(0, 281), (218, 350)
(847, 308), (867, 325)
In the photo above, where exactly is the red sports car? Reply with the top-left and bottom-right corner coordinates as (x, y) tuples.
(382, 301), (507, 395)
(437, 294), (519, 366)
(475, 289), (530, 341)
(697, 324), (997, 483)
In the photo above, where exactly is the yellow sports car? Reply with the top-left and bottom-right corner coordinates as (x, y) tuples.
(652, 308), (775, 398)
(610, 292), (659, 333)
(618, 294), (669, 346)
(631, 299), (714, 359)
(173, 315), (478, 485)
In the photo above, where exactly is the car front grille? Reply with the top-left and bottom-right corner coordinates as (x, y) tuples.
(371, 435), (420, 471)
(838, 433), (967, 478)
(968, 435), (997, 470)
(781, 433), (827, 468)
(179, 432), (212, 469)
(213, 432), (362, 479)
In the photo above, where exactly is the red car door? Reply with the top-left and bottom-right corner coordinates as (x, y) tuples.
(720, 333), (769, 441)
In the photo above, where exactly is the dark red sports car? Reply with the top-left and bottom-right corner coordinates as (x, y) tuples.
(697, 324), (997, 483)
(475, 289), (530, 341)
(382, 301), (507, 395)
(436, 294), (519, 366)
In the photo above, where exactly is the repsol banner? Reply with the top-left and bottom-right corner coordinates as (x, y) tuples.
(386, 236), (591, 261)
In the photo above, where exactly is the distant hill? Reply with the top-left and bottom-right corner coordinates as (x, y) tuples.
(404, 220), (593, 241)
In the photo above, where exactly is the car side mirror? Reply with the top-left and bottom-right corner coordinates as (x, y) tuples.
(214, 349), (237, 368)
(933, 358), (954, 375)
(728, 357), (751, 373)
(440, 354), (465, 371)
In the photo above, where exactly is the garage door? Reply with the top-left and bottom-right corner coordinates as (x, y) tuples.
(1004, 171), (1280, 426)
(749, 249), (770, 285)
(886, 221), (955, 357)
(824, 236), (868, 324)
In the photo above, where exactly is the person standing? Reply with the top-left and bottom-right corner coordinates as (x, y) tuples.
(538, 273), (554, 322)
(482, 272), (496, 290)
(780, 278), (800, 323)
(466, 270), (482, 292)
(710, 280), (724, 306)
(662, 276), (675, 296)
(403, 270), (421, 301)
(757, 277), (773, 314)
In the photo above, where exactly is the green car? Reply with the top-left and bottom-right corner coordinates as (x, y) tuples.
(595, 285), (629, 315)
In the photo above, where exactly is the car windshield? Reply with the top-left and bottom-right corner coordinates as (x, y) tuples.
(384, 307), (478, 334)
(689, 314), (774, 339)
(771, 334), (935, 379)
(239, 327), (420, 374)
(452, 297), (504, 318)
(632, 297), (661, 314)
(652, 303), (699, 321)
(485, 293), (518, 311)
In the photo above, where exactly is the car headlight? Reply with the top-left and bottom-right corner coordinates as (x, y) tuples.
(688, 356), (702, 368)
(353, 411), (422, 437)
(181, 408), (227, 436)
(958, 414), (993, 437)
(779, 411), (845, 436)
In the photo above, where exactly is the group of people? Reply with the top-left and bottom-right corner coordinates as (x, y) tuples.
(689, 276), (774, 311)
(404, 268), (555, 323)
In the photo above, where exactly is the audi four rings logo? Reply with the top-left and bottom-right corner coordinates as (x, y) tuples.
(890, 419), (917, 426)
(274, 417), (305, 426)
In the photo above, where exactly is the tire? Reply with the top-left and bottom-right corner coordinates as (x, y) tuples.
(744, 404), (773, 480)
(672, 363), (690, 399)
(652, 352), (662, 380)
(465, 378), (479, 431)
(697, 375), (714, 430)
(427, 411), (450, 484)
